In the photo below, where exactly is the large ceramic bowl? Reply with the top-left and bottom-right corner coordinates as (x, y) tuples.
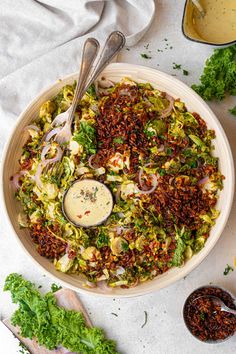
(1, 63), (234, 297)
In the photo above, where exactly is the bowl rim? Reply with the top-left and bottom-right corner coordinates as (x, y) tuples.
(181, 0), (236, 47)
(1, 62), (235, 298)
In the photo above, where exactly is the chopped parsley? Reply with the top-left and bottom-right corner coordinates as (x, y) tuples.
(141, 311), (148, 328)
(183, 69), (189, 76)
(96, 230), (109, 248)
(113, 137), (124, 144)
(173, 62), (182, 70)
(229, 106), (236, 116)
(223, 264), (234, 276)
(121, 241), (129, 252)
(73, 121), (97, 155)
(199, 312), (206, 321)
(141, 53), (152, 59)
(86, 84), (97, 98)
(125, 48), (130, 51)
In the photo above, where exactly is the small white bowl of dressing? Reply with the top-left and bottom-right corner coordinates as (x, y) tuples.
(182, 0), (236, 46)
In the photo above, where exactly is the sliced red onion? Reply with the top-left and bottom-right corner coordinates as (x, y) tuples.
(98, 88), (110, 96)
(198, 176), (209, 185)
(98, 78), (114, 89)
(160, 93), (175, 118)
(90, 103), (99, 114)
(137, 174), (158, 194)
(45, 127), (61, 142)
(41, 143), (63, 164)
(12, 170), (28, 190)
(116, 266), (125, 275)
(25, 124), (40, 132)
(138, 163), (154, 189)
(129, 279), (139, 288)
(157, 144), (165, 152)
(85, 280), (96, 288)
(88, 154), (97, 169)
(119, 88), (132, 96)
(97, 280), (113, 292)
(115, 226), (123, 235)
(143, 97), (152, 107)
(78, 245), (85, 254)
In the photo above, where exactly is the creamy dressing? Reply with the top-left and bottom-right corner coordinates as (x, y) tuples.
(63, 179), (113, 227)
(193, 0), (236, 43)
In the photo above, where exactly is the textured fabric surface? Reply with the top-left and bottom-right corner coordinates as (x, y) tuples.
(0, 0), (155, 154)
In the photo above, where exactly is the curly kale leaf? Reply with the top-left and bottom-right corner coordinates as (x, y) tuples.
(4, 273), (118, 354)
(192, 45), (236, 101)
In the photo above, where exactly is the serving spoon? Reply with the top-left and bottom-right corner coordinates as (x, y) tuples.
(191, 0), (205, 17)
(194, 295), (236, 316)
(53, 31), (126, 145)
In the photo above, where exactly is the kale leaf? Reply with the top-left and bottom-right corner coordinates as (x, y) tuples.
(4, 273), (118, 354)
(171, 237), (186, 267)
(192, 45), (236, 100)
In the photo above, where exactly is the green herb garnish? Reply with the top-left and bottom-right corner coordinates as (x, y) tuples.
(4, 273), (118, 354)
(141, 53), (152, 59)
(86, 84), (97, 98)
(183, 69), (189, 76)
(192, 45), (236, 100)
(51, 283), (62, 292)
(113, 137), (124, 144)
(121, 241), (129, 252)
(141, 311), (148, 328)
(73, 121), (97, 155)
(96, 230), (109, 248)
(223, 264), (234, 276)
(199, 312), (205, 321)
(111, 313), (118, 317)
(173, 63), (182, 70)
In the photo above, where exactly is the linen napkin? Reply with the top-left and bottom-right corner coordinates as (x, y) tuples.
(0, 0), (155, 155)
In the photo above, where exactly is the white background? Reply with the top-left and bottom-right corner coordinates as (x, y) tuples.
(1, 1), (236, 353)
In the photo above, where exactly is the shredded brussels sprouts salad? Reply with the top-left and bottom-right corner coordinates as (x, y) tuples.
(13, 77), (224, 289)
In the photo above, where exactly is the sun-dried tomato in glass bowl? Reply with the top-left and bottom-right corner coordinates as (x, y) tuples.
(183, 286), (236, 342)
